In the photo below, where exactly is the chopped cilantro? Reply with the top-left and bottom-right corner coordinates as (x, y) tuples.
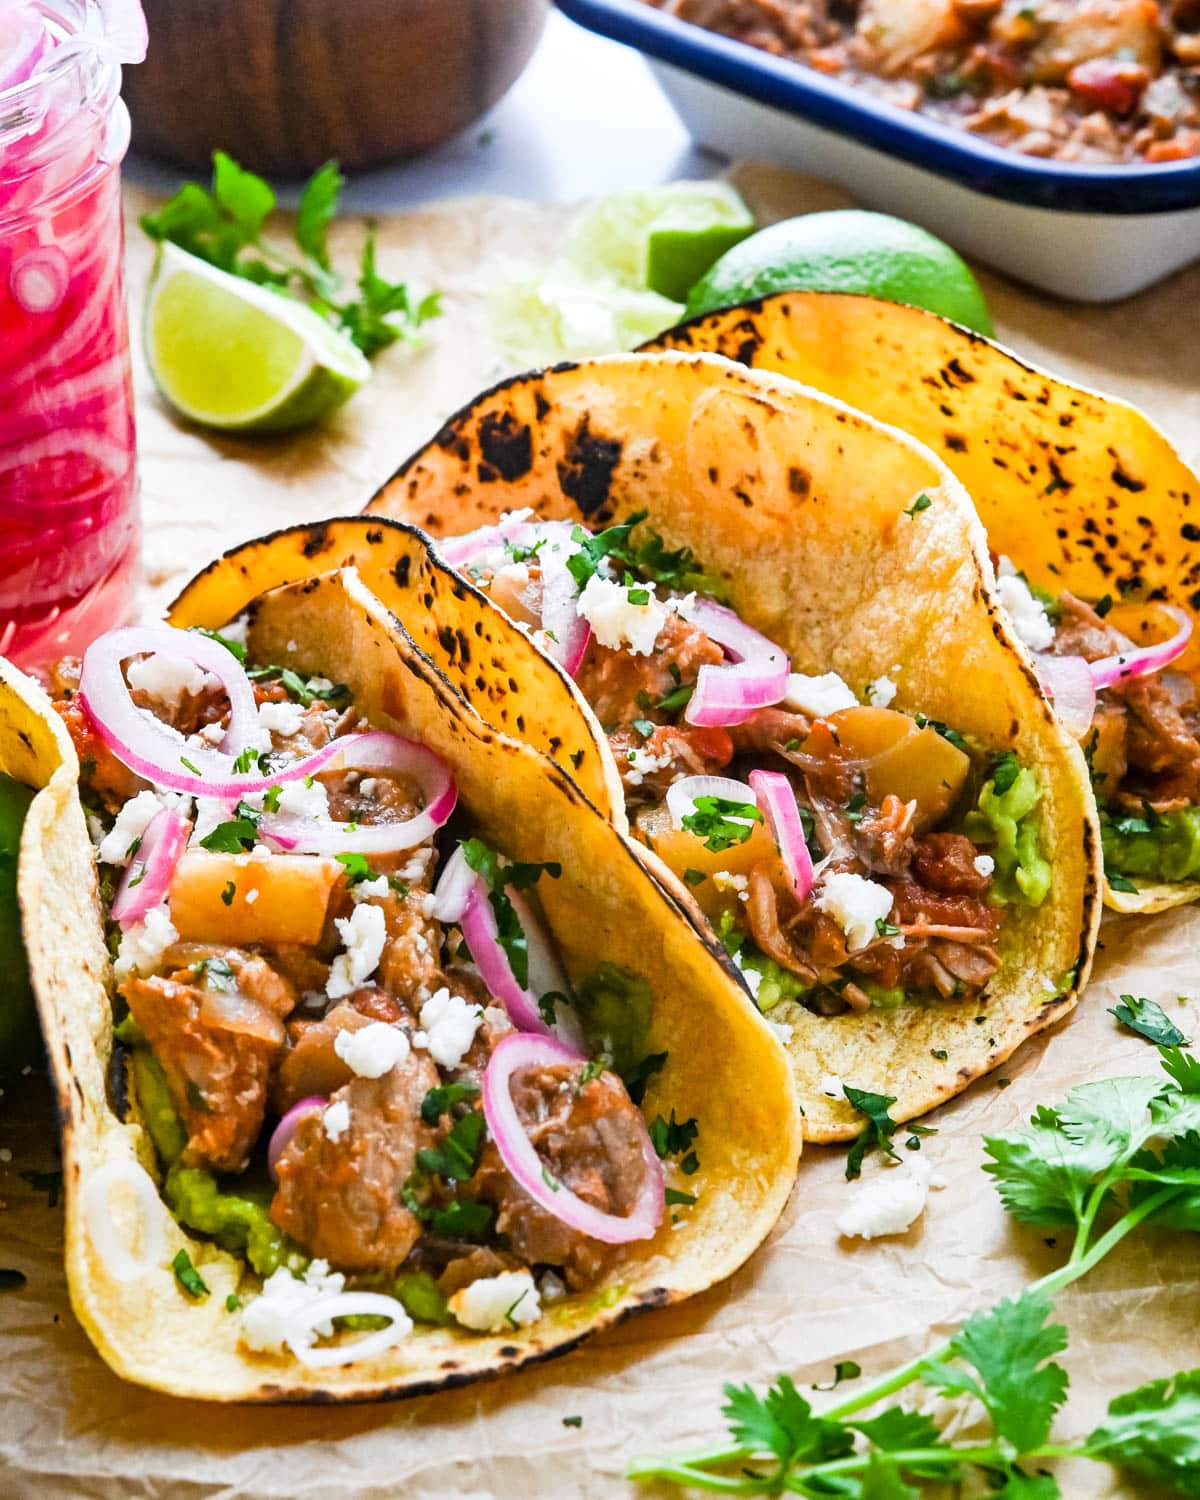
(1108, 872), (1139, 893)
(416, 1110), (485, 1181)
(225, 1292), (242, 1312)
(427, 1199), (493, 1239)
(199, 815), (259, 853)
(220, 880), (236, 907)
(1109, 995), (1190, 1047)
(991, 750), (1021, 796)
(903, 492), (933, 518)
(335, 851), (373, 884)
(621, 1050), (668, 1107)
(562, 1415), (583, 1429)
(681, 795), (763, 853)
(189, 625), (246, 663)
(649, 1110), (699, 1162)
(664, 1188), (697, 1207)
(683, 868), (707, 887)
(420, 1081), (480, 1125)
(813, 1360), (862, 1392)
(171, 1248), (210, 1299)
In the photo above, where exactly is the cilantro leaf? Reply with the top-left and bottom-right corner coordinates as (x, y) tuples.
(994, 1475), (1063, 1499)
(426, 1199), (492, 1240)
(1162, 1047), (1200, 1096)
(620, 1050), (667, 1107)
(852, 1406), (943, 1456)
(420, 1081), (480, 1126)
(1110, 995), (1190, 1048)
(649, 1110), (699, 1160)
(335, 851), (373, 885)
(295, 161), (343, 270)
(859, 1453), (922, 1500)
(212, 150), (275, 238)
(416, 1110), (485, 1182)
(199, 815), (259, 854)
(1084, 1368), (1200, 1494)
(721, 1376), (853, 1469)
(338, 232), (441, 357)
(681, 795), (763, 853)
(171, 1248), (210, 1300)
(843, 1086), (901, 1180)
(920, 1290), (1069, 1453)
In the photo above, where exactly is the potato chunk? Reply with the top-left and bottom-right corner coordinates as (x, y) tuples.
(168, 849), (343, 947)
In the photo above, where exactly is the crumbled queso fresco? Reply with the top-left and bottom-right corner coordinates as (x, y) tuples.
(240, 1261), (346, 1354)
(783, 671), (858, 717)
(258, 699), (306, 738)
(126, 653), (216, 711)
(96, 790), (168, 867)
(113, 903), (179, 981)
(322, 1098), (351, 1142)
(814, 872), (896, 952)
(415, 988), (482, 1069)
(333, 1021), (410, 1080)
(448, 1269), (541, 1332)
(995, 557), (1055, 653)
(326, 903), (387, 1000)
(836, 1155), (934, 1242)
(576, 573), (666, 656)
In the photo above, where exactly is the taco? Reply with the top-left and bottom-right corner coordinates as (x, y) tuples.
(644, 292), (1200, 915)
(366, 352), (1102, 1140)
(18, 553), (799, 1402)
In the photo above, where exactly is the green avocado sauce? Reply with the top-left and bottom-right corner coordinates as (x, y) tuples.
(124, 1041), (301, 1279)
(574, 961), (655, 1072)
(1101, 805), (1200, 885)
(964, 763), (1051, 908)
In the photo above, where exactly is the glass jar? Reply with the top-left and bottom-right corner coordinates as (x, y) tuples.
(0, 0), (145, 667)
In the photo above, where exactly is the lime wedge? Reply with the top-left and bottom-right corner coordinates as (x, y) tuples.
(145, 243), (371, 433)
(571, 182), (755, 303)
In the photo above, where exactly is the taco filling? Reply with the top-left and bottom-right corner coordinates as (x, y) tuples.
(440, 510), (1053, 1020)
(992, 560), (1198, 892)
(49, 621), (682, 1366)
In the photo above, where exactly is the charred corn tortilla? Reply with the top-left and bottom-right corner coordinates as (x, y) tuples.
(367, 351), (1102, 1140)
(643, 294), (1200, 916)
(20, 565), (800, 1403)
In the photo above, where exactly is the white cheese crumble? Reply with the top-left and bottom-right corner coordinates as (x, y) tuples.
(322, 1099), (351, 1143)
(416, 988), (483, 1069)
(996, 556), (1055, 652)
(974, 854), (996, 878)
(783, 671), (858, 717)
(537, 1270), (567, 1304)
(814, 872), (895, 952)
(351, 874), (391, 904)
(326, 904), (387, 999)
(819, 1073), (846, 1100)
(730, 947), (762, 1001)
(836, 1155), (933, 1241)
(258, 700), (306, 739)
(126, 653), (215, 710)
(306, 675), (335, 697)
(449, 1270), (542, 1332)
(244, 889), (259, 905)
(113, 903), (179, 980)
(96, 791), (166, 867)
(866, 675), (897, 709)
(624, 745), (672, 787)
(240, 1260), (346, 1354)
(220, 613), (249, 647)
(333, 1021), (410, 1079)
(577, 573), (667, 656)
(274, 777), (330, 822)
(712, 870), (749, 894)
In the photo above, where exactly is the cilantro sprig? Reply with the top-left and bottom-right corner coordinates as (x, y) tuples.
(564, 510), (727, 598)
(460, 837), (561, 990)
(141, 151), (441, 358)
(629, 1048), (1200, 1497)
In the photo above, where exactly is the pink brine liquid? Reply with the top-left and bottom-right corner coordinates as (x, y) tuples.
(0, 0), (143, 667)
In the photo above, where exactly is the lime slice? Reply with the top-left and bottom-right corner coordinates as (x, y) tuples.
(570, 182), (755, 302)
(686, 210), (994, 337)
(0, 771), (37, 1075)
(145, 243), (371, 433)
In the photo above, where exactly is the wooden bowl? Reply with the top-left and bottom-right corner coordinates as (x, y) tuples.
(123, 0), (550, 176)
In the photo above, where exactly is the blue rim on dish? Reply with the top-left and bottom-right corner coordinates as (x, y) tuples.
(557, 0), (1200, 215)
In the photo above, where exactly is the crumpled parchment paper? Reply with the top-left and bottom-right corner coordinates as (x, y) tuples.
(2, 168), (1199, 1500)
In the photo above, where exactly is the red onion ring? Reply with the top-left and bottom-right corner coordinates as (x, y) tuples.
(482, 1033), (664, 1245)
(267, 1096), (326, 1182)
(110, 807), (191, 929)
(460, 877), (586, 1053)
(749, 769), (815, 904)
(538, 544), (592, 677)
(1087, 606), (1193, 690)
(79, 624), (261, 793)
(682, 600), (789, 729)
(429, 843), (475, 923)
(257, 732), (457, 855)
(666, 773), (760, 832)
(1032, 654), (1097, 740)
(10, 247), (70, 316)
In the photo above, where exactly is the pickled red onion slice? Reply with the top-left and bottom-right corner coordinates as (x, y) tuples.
(287, 1292), (413, 1367)
(256, 732), (456, 856)
(10, 247), (69, 315)
(538, 543), (591, 676)
(1087, 606), (1192, 690)
(1032, 654), (1097, 740)
(460, 877), (586, 1052)
(749, 769), (814, 905)
(268, 1096), (326, 1182)
(429, 843), (475, 923)
(438, 511), (534, 568)
(683, 600), (789, 728)
(111, 806), (191, 928)
(482, 1032), (664, 1245)
(79, 624), (262, 793)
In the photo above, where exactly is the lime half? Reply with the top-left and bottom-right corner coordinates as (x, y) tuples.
(145, 243), (371, 434)
(686, 210), (994, 337)
(571, 182), (755, 303)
